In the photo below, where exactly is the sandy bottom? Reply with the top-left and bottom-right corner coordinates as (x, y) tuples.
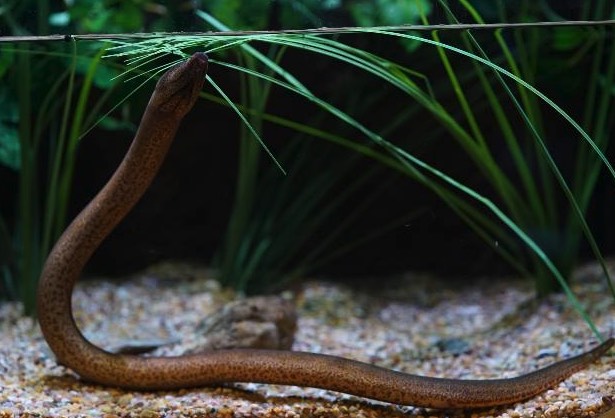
(1, 260), (614, 417)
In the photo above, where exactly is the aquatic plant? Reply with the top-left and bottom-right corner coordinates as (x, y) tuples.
(0, 42), (122, 314)
(1, 1), (614, 326)
(194, 1), (615, 298)
(103, 10), (614, 332)
(428, 0), (615, 295)
(0, 0), (167, 313)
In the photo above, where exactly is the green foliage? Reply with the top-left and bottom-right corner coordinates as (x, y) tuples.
(203, 0), (271, 30)
(349, 0), (430, 26)
(198, 12), (401, 292)
(50, 1), (143, 33)
(0, 39), (127, 313)
(0, 89), (20, 171)
(349, 0), (430, 52)
(1, 0), (613, 331)
(47, 0), (187, 33)
(446, 0), (615, 295)
(114, 0), (614, 335)
(0, 0), (198, 312)
(0, 1), (131, 314)
(277, 0), (342, 28)
(202, 0), (342, 30)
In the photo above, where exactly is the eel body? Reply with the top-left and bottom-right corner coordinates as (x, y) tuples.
(37, 52), (613, 409)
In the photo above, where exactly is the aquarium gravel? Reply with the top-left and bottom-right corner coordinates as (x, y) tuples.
(1, 260), (614, 418)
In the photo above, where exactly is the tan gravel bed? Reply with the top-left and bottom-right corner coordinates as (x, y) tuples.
(1, 261), (614, 417)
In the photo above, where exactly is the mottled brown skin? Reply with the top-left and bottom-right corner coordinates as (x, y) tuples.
(37, 52), (614, 409)
(599, 406), (615, 418)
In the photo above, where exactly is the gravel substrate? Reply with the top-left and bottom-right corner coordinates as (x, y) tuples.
(1, 260), (614, 418)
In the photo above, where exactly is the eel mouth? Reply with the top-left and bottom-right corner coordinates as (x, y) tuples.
(156, 52), (208, 114)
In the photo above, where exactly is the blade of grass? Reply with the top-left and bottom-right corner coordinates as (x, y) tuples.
(206, 74), (285, 174)
(40, 40), (78, 262)
(120, 30), (608, 332)
(432, 5), (614, 297)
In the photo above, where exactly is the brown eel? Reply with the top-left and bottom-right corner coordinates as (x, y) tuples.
(37, 51), (613, 409)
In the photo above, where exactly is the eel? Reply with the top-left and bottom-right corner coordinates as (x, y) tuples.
(36, 51), (614, 409)
(600, 406), (615, 418)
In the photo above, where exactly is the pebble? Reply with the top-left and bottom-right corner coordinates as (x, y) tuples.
(1, 260), (614, 417)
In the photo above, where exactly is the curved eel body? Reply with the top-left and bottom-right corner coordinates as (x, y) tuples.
(37, 52), (613, 409)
